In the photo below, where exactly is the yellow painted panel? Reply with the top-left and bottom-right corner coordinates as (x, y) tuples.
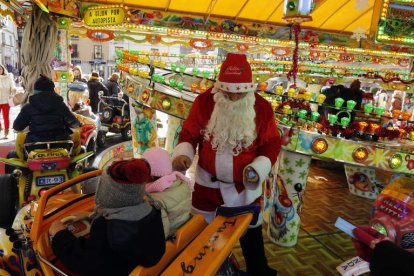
(168, 0), (211, 14)
(237, 0), (281, 21)
(300, 0), (350, 28)
(263, 1), (285, 24)
(123, 0), (168, 9)
(212, 0), (245, 17)
(342, 10), (374, 33)
(307, 0), (374, 31)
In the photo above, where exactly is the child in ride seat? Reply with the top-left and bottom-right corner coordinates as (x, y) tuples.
(143, 147), (194, 238)
(13, 75), (82, 159)
(49, 158), (166, 275)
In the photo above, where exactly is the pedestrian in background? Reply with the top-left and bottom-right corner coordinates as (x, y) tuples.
(72, 66), (87, 83)
(87, 71), (108, 114)
(0, 64), (16, 139)
(106, 73), (120, 97)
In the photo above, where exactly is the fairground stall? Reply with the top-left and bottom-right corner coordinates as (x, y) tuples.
(1, 0), (414, 272)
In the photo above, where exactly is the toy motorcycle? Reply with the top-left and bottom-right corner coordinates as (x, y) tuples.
(97, 91), (131, 147)
(0, 139), (93, 228)
(0, 170), (257, 275)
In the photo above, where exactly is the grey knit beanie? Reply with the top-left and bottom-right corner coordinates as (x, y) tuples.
(95, 159), (151, 209)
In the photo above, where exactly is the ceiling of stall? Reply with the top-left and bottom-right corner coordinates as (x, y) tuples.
(83, 0), (381, 35)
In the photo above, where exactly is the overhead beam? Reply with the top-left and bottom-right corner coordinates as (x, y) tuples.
(234, 0), (250, 21)
(204, 0), (218, 25)
(369, 0), (383, 36)
(165, 0), (172, 11)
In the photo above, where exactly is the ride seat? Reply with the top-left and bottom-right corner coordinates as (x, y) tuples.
(130, 214), (207, 276)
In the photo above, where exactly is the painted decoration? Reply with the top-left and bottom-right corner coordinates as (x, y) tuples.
(189, 39), (212, 50)
(86, 29), (115, 42)
(130, 100), (158, 156)
(344, 164), (379, 200)
(263, 159), (280, 224)
(268, 149), (311, 247)
(52, 29), (69, 70)
(165, 115), (183, 155)
(35, 0), (82, 18)
(93, 141), (133, 169)
(377, 1), (414, 46)
(0, 203), (42, 275)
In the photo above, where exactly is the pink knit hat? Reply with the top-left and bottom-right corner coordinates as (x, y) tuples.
(143, 147), (194, 193)
(143, 147), (172, 177)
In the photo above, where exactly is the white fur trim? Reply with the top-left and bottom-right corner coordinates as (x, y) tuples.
(215, 147), (234, 183)
(195, 165), (261, 207)
(172, 142), (195, 162)
(192, 206), (216, 224)
(195, 165), (219, 189)
(216, 80), (256, 93)
(243, 156), (271, 190)
(220, 183), (240, 207)
(241, 187), (263, 206)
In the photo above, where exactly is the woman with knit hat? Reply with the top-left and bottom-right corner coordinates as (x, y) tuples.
(49, 158), (165, 275)
(0, 64), (16, 138)
(143, 147), (194, 238)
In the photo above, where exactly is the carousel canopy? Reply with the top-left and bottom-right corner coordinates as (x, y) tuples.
(83, 0), (379, 35)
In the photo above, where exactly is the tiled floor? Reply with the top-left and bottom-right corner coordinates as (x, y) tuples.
(233, 161), (374, 275)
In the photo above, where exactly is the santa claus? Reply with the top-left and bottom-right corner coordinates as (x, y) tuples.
(172, 53), (281, 276)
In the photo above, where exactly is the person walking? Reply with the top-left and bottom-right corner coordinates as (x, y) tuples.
(0, 64), (16, 139)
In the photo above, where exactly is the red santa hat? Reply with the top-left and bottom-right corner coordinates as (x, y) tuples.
(216, 53), (255, 93)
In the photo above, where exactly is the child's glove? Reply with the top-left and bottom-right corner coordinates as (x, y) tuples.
(352, 226), (389, 262)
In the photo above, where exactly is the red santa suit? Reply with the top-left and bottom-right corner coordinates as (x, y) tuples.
(172, 89), (281, 222)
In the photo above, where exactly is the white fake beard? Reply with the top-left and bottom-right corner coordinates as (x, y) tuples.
(203, 91), (256, 156)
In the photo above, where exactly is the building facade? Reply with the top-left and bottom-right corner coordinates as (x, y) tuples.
(0, 3), (19, 75)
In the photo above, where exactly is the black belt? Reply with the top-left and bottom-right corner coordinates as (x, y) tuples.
(211, 176), (233, 184)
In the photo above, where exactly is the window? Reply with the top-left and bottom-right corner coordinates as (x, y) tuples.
(94, 45), (102, 59)
(9, 35), (12, 46)
(1, 33), (5, 45)
(71, 44), (79, 58)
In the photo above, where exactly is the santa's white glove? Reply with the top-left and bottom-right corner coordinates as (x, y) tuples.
(243, 166), (259, 186)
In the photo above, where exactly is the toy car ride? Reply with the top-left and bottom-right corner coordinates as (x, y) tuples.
(370, 175), (414, 252)
(0, 171), (258, 275)
(97, 91), (131, 147)
(0, 139), (93, 228)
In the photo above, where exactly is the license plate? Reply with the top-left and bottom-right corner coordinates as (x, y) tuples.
(36, 175), (65, 186)
(100, 125), (109, 132)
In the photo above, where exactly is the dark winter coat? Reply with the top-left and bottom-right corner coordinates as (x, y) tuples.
(370, 240), (414, 276)
(105, 80), (120, 96)
(13, 92), (80, 143)
(87, 79), (109, 113)
(51, 208), (165, 276)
